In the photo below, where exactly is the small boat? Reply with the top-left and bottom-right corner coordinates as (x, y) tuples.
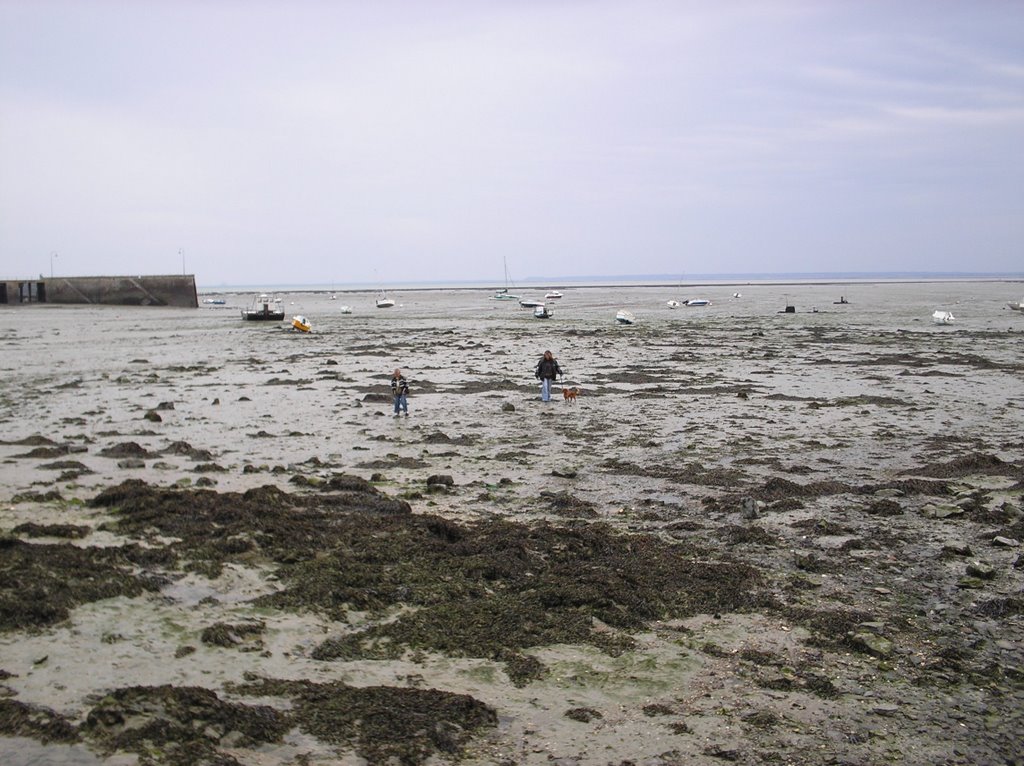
(533, 305), (552, 319)
(666, 300), (681, 309)
(291, 315), (312, 332)
(932, 310), (955, 325)
(732, 292), (742, 299)
(339, 305), (353, 314)
(203, 298), (226, 305)
(685, 298), (711, 306)
(834, 296), (850, 305)
(519, 298), (544, 308)
(242, 294), (285, 321)
(493, 258), (520, 300)
(615, 310), (635, 325)
(375, 290), (395, 308)
(544, 290), (563, 299)
(1008, 299), (1023, 312)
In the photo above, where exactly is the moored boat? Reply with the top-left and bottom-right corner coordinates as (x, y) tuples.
(375, 290), (395, 308)
(242, 294), (285, 321)
(519, 298), (544, 308)
(493, 258), (520, 300)
(666, 300), (681, 309)
(685, 298), (711, 306)
(291, 315), (312, 332)
(533, 305), (552, 319)
(932, 310), (955, 325)
(615, 310), (635, 325)
(544, 290), (563, 299)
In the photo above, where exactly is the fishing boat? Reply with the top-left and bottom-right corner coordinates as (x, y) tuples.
(493, 258), (520, 301)
(615, 310), (635, 325)
(375, 290), (395, 308)
(533, 305), (552, 319)
(932, 310), (955, 325)
(241, 294), (285, 321)
(545, 290), (563, 299)
(291, 315), (312, 332)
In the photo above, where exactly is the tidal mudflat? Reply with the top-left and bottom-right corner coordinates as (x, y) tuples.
(1, 281), (1022, 765)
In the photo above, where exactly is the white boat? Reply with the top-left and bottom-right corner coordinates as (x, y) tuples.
(241, 294), (285, 321)
(519, 298), (544, 308)
(685, 298), (711, 306)
(493, 258), (520, 301)
(932, 310), (955, 325)
(615, 310), (635, 325)
(1008, 299), (1023, 312)
(291, 315), (311, 332)
(533, 305), (552, 319)
(732, 292), (742, 299)
(375, 290), (395, 309)
(545, 291), (563, 299)
(339, 305), (353, 314)
(203, 298), (226, 305)
(666, 300), (681, 309)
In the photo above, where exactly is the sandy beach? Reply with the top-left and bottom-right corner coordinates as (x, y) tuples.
(1, 280), (1022, 766)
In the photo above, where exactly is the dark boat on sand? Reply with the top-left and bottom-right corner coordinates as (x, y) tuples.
(242, 294), (285, 321)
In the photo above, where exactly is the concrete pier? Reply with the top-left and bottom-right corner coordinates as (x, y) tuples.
(0, 275), (198, 308)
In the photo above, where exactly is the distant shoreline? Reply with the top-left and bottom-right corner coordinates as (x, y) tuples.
(197, 274), (1024, 294)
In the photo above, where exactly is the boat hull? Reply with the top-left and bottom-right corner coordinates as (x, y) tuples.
(242, 310), (285, 321)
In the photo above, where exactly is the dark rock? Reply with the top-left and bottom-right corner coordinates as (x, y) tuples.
(966, 562), (996, 580)
(426, 475), (455, 487)
(143, 411), (162, 422)
(943, 542), (972, 556)
(564, 707), (602, 723)
(99, 442), (156, 459)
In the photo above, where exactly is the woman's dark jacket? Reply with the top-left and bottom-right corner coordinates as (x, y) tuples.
(535, 358), (562, 380)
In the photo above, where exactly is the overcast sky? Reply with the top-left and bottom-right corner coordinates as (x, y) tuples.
(1, 1), (1021, 286)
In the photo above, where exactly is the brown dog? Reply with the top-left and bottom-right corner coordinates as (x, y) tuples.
(562, 386), (579, 403)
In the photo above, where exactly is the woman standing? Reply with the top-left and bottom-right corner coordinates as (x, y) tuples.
(534, 350), (562, 402)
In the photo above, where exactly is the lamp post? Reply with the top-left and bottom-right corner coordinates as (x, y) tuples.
(50, 251), (58, 279)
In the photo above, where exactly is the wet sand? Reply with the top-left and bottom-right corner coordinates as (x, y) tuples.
(1, 281), (1022, 765)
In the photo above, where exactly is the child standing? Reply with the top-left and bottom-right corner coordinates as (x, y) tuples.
(391, 368), (409, 416)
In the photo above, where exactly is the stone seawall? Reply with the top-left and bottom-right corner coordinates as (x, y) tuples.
(1, 275), (198, 307)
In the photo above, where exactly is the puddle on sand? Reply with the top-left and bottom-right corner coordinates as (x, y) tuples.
(0, 736), (135, 766)
(159, 563), (282, 606)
